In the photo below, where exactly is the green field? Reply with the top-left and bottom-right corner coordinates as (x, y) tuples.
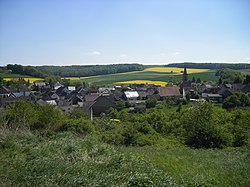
(0, 73), (32, 78)
(69, 69), (218, 86)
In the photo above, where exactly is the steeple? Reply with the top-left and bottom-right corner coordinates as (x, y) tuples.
(183, 65), (188, 82)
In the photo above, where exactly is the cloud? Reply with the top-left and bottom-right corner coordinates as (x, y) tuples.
(119, 54), (128, 58)
(86, 51), (101, 55)
(173, 52), (180, 55)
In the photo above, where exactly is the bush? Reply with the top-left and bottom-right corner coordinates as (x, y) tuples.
(182, 103), (231, 148)
(63, 118), (95, 136)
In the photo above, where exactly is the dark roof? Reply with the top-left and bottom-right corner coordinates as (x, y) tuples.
(157, 86), (181, 97)
(242, 85), (250, 93)
(0, 87), (10, 94)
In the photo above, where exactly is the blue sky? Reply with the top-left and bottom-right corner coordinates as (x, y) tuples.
(0, 0), (250, 66)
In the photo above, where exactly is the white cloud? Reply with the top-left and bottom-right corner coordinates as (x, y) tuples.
(119, 54), (128, 58)
(173, 52), (180, 55)
(86, 51), (101, 55)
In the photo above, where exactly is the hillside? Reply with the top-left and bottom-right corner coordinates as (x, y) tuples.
(1, 131), (249, 187)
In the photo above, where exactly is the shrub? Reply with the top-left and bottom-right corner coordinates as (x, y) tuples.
(63, 118), (95, 136)
(182, 103), (231, 148)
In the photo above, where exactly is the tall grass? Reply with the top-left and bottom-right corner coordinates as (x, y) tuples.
(121, 146), (250, 187)
(1, 128), (249, 187)
(0, 130), (177, 187)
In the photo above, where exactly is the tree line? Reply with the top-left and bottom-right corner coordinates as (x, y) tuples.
(4, 64), (144, 78)
(166, 62), (250, 69)
(36, 64), (144, 77)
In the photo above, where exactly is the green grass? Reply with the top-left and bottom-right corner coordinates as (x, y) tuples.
(0, 131), (177, 187)
(121, 146), (250, 187)
(72, 70), (218, 86)
(0, 73), (32, 78)
(0, 130), (249, 187)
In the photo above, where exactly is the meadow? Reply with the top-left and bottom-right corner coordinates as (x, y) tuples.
(67, 67), (217, 86)
(0, 131), (249, 187)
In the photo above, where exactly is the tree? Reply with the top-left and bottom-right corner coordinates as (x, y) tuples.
(218, 77), (222, 84)
(234, 76), (243, 83)
(192, 77), (196, 83)
(176, 103), (182, 113)
(240, 94), (250, 107)
(196, 78), (201, 83)
(145, 98), (157, 108)
(182, 103), (230, 148)
(223, 95), (241, 110)
(243, 75), (250, 84)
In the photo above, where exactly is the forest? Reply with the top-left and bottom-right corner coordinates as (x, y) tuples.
(36, 64), (144, 77)
(166, 62), (250, 69)
(1, 64), (144, 78)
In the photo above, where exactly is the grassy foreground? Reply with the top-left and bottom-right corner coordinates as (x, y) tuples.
(0, 130), (249, 187)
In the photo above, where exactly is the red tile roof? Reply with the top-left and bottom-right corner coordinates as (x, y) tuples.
(157, 86), (181, 97)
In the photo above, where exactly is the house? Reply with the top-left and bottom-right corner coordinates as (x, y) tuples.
(83, 95), (116, 118)
(54, 82), (63, 90)
(12, 91), (37, 103)
(68, 86), (76, 92)
(0, 87), (11, 98)
(203, 94), (223, 103)
(65, 92), (84, 107)
(34, 80), (46, 87)
(45, 100), (57, 106)
(242, 85), (250, 96)
(0, 97), (19, 107)
(98, 87), (115, 93)
(157, 86), (181, 99)
(85, 93), (100, 102)
(124, 91), (139, 101)
(217, 87), (233, 99)
(56, 87), (71, 99)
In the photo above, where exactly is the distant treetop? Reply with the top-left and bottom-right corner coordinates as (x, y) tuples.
(166, 62), (250, 70)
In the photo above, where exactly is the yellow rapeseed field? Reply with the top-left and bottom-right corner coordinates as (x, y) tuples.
(115, 80), (168, 87)
(143, 67), (209, 74)
(4, 77), (43, 83)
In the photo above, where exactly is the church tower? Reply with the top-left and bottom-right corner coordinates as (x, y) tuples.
(183, 65), (188, 82)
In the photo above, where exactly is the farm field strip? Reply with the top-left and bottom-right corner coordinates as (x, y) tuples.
(114, 80), (168, 87)
(3, 77), (43, 83)
(67, 67), (214, 86)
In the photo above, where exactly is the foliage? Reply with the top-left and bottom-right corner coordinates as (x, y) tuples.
(223, 94), (250, 110)
(1, 100), (250, 149)
(216, 68), (244, 84)
(145, 98), (157, 108)
(243, 74), (250, 84)
(36, 64), (144, 77)
(6, 64), (49, 78)
(182, 103), (231, 148)
(0, 132), (178, 187)
(167, 62), (250, 70)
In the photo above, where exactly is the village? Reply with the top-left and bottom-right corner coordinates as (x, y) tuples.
(1, 66), (250, 119)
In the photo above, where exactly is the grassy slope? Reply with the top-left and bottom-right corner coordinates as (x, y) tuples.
(0, 131), (249, 187)
(121, 146), (250, 187)
(0, 73), (32, 78)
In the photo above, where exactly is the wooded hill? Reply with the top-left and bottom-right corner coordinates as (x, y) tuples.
(36, 64), (144, 77)
(2, 64), (144, 78)
(166, 62), (250, 69)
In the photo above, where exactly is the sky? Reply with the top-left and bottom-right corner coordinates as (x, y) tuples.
(0, 0), (250, 66)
